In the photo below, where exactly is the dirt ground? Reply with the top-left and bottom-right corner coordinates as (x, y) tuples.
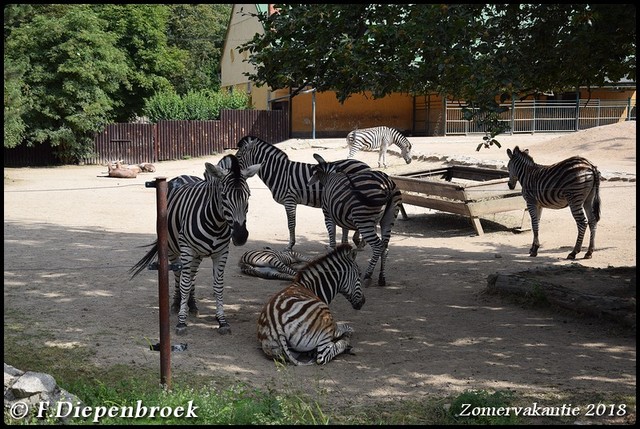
(4, 122), (636, 423)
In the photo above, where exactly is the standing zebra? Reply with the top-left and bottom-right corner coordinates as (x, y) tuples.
(238, 246), (312, 281)
(506, 146), (601, 259)
(346, 126), (413, 168)
(309, 153), (403, 286)
(257, 243), (365, 365)
(129, 155), (261, 335)
(234, 136), (371, 250)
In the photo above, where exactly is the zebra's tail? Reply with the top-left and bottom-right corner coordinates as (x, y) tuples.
(592, 165), (601, 223)
(129, 241), (159, 279)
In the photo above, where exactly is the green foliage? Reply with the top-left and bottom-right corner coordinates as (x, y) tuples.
(94, 4), (188, 121)
(240, 4), (636, 142)
(4, 4), (231, 163)
(3, 54), (29, 148)
(4, 4), (129, 163)
(167, 4), (232, 93)
(144, 89), (251, 122)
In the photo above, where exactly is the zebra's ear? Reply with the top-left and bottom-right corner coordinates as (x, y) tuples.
(313, 153), (326, 164)
(204, 162), (227, 179)
(506, 148), (513, 159)
(349, 248), (358, 261)
(241, 163), (261, 178)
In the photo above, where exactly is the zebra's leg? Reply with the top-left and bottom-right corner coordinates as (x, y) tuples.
(187, 269), (199, 316)
(352, 229), (366, 250)
(323, 211), (338, 250)
(567, 202), (589, 260)
(340, 227), (350, 244)
(211, 249), (232, 335)
(583, 194), (599, 259)
(358, 221), (383, 287)
(284, 200), (298, 251)
(171, 265), (181, 314)
(376, 201), (399, 286)
(527, 203), (542, 257)
(316, 338), (352, 365)
(335, 322), (354, 339)
(175, 254), (202, 335)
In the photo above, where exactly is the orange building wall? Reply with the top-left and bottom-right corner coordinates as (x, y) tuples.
(290, 91), (415, 138)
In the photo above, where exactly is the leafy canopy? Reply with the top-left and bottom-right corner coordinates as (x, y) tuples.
(240, 4), (636, 142)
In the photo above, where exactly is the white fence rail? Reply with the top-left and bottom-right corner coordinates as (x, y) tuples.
(445, 98), (636, 135)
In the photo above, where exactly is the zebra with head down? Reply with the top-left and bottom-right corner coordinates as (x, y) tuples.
(129, 154), (261, 335)
(238, 246), (312, 281)
(257, 243), (365, 366)
(346, 126), (413, 168)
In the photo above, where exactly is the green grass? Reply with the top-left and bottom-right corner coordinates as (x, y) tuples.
(4, 327), (635, 425)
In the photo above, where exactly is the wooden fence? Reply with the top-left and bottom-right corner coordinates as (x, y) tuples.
(4, 109), (289, 167)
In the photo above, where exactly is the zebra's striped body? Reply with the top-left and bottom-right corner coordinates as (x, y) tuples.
(309, 153), (402, 286)
(129, 155), (261, 335)
(257, 244), (365, 365)
(239, 247), (312, 281)
(506, 146), (601, 259)
(346, 126), (413, 168)
(234, 136), (371, 250)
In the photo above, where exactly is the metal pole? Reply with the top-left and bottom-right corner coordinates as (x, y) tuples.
(312, 89), (316, 139)
(155, 177), (171, 390)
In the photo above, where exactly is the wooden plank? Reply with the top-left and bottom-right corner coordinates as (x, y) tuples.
(392, 176), (466, 200)
(399, 193), (471, 216)
(466, 196), (527, 216)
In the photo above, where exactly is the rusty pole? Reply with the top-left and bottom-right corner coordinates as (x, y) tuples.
(155, 177), (171, 390)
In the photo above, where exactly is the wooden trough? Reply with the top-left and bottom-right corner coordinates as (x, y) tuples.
(391, 165), (528, 235)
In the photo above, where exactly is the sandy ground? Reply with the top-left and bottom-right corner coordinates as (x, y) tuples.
(4, 122), (636, 422)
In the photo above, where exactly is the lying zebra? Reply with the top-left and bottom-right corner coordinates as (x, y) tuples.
(238, 247), (312, 281)
(257, 243), (365, 365)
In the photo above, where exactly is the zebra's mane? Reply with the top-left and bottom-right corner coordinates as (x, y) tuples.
(513, 146), (535, 165)
(239, 136), (289, 162)
(293, 243), (353, 283)
(227, 154), (241, 180)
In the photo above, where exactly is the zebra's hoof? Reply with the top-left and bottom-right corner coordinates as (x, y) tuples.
(188, 308), (199, 317)
(566, 253), (577, 260)
(175, 323), (187, 336)
(583, 253), (593, 259)
(378, 278), (386, 287)
(217, 325), (231, 335)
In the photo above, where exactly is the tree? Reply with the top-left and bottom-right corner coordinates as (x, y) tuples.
(239, 4), (636, 144)
(95, 4), (188, 121)
(4, 4), (129, 163)
(167, 4), (232, 94)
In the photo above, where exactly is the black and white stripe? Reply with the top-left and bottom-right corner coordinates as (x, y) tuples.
(506, 146), (601, 259)
(257, 243), (365, 365)
(346, 126), (413, 168)
(234, 136), (371, 250)
(238, 246), (311, 281)
(309, 153), (403, 286)
(129, 155), (261, 335)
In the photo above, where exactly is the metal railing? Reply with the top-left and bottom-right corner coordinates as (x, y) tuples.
(445, 98), (636, 135)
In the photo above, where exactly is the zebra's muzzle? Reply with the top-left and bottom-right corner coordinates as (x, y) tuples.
(232, 221), (249, 246)
(352, 296), (365, 310)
